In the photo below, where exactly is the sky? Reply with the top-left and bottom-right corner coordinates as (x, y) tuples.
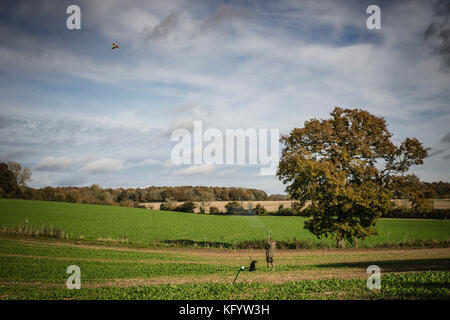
(0, 0), (449, 195)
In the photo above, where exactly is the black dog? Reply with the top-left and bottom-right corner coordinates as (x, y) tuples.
(249, 259), (257, 272)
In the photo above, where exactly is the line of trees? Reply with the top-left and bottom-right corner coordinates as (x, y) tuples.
(0, 162), (269, 207)
(21, 185), (268, 207)
(423, 181), (450, 199)
(170, 200), (449, 219)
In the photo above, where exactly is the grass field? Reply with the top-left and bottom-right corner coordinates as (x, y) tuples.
(0, 199), (449, 300)
(0, 236), (448, 299)
(1, 199), (449, 248)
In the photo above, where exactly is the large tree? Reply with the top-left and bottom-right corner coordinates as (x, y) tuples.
(277, 107), (428, 247)
(7, 161), (32, 187)
(0, 163), (21, 198)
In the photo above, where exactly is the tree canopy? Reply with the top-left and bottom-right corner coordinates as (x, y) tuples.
(277, 107), (428, 246)
(7, 161), (32, 187)
(0, 163), (21, 198)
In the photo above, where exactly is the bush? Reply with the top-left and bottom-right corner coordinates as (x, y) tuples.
(268, 204), (295, 216)
(119, 199), (135, 207)
(209, 206), (220, 214)
(174, 201), (196, 213)
(224, 201), (245, 215)
(160, 202), (177, 211)
(254, 203), (267, 216)
(382, 208), (450, 219)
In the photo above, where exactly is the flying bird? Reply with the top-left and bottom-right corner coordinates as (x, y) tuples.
(112, 43), (119, 50)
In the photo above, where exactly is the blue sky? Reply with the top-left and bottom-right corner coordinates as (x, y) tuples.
(0, 0), (449, 195)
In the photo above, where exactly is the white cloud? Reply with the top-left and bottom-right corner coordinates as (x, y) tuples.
(138, 158), (161, 166)
(33, 157), (81, 172)
(163, 159), (181, 168)
(80, 158), (125, 174)
(172, 164), (216, 175)
(217, 167), (237, 176)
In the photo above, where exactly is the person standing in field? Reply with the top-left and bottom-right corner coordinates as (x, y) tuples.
(265, 234), (276, 269)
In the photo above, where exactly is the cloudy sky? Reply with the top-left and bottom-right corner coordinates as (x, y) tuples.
(0, 0), (449, 195)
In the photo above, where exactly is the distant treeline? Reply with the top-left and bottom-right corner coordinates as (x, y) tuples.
(267, 194), (291, 200)
(1, 183), (270, 211)
(0, 162), (270, 206)
(27, 185), (268, 205)
(422, 181), (450, 199)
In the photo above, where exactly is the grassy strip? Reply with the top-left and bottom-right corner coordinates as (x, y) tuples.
(1, 272), (448, 300)
(1, 228), (449, 250)
(0, 239), (192, 261)
(0, 256), (236, 283)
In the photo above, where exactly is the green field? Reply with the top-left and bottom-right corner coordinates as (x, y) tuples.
(0, 236), (449, 300)
(2, 272), (448, 300)
(0, 199), (449, 247)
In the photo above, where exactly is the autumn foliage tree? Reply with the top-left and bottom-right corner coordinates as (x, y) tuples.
(277, 107), (428, 247)
(7, 161), (32, 187)
(0, 163), (21, 198)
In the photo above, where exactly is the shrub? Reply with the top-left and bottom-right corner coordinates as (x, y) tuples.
(224, 201), (245, 215)
(119, 199), (135, 207)
(174, 201), (196, 213)
(382, 208), (450, 219)
(209, 206), (220, 214)
(160, 202), (177, 211)
(254, 203), (267, 216)
(271, 204), (295, 216)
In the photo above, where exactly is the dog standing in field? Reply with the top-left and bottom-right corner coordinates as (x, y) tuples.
(265, 234), (276, 269)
